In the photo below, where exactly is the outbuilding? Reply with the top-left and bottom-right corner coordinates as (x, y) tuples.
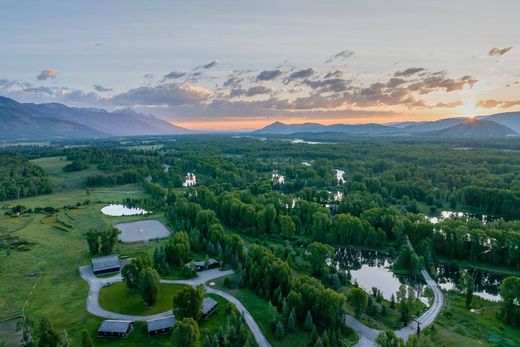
(91, 255), (120, 275)
(147, 316), (176, 336)
(97, 320), (133, 338)
(192, 258), (220, 272)
(201, 297), (218, 320)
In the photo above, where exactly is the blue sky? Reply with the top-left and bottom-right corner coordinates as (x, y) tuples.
(1, 0), (519, 130)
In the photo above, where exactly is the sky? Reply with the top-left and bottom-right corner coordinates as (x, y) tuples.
(1, 0), (519, 131)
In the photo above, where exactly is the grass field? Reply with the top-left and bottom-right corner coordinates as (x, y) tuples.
(424, 291), (520, 347)
(99, 282), (188, 316)
(30, 156), (103, 192)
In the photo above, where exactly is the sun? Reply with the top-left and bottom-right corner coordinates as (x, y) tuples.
(458, 101), (479, 117)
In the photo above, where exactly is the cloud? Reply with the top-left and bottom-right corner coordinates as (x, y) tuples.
(201, 60), (219, 69)
(257, 69), (283, 81)
(93, 84), (113, 92)
(303, 78), (350, 93)
(326, 50), (354, 63)
(476, 99), (520, 109)
(488, 47), (513, 56)
(433, 101), (463, 108)
(394, 67), (425, 77)
(324, 69), (344, 78)
(163, 71), (186, 80)
(230, 85), (273, 98)
(386, 78), (406, 88)
(286, 68), (316, 82)
(36, 69), (59, 80)
(111, 83), (211, 107)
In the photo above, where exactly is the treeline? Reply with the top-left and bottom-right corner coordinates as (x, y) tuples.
(0, 152), (52, 200)
(407, 219), (520, 269)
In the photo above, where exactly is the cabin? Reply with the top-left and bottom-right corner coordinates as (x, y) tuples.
(183, 172), (197, 187)
(147, 316), (176, 336)
(97, 320), (133, 338)
(192, 258), (220, 272)
(91, 254), (120, 275)
(201, 297), (218, 320)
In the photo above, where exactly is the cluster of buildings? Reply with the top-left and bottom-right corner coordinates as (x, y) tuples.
(97, 298), (218, 338)
(90, 254), (220, 339)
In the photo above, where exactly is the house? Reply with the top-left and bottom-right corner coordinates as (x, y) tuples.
(201, 297), (218, 319)
(183, 172), (197, 187)
(97, 320), (133, 338)
(192, 258), (220, 272)
(147, 316), (176, 336)
(272, 172), (285, 185)
(91, 254), (120, 275)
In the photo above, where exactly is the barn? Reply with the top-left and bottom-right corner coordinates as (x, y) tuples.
(147, 316), (176, 336)
(201, 297), (218, 320)
(97, 320), (133, 338)
(91, 254), (120, 275)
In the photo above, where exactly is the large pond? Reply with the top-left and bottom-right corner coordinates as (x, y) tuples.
(101, 204), (149, 216)
(335, 248), (504, 302)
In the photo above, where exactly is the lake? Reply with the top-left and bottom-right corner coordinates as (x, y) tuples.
(101, 204), (149, 216)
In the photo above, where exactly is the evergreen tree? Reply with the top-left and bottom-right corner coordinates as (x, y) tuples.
(305, 310), (314, 331)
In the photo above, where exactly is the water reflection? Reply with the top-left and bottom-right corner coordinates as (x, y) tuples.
(101, 204), (149, 216)
(435, 263), (503, 302)
(336, 248), (427, 302)
(336, 248), (504, 302)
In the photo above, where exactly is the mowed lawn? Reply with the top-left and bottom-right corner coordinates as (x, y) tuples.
(99, 282), (188, 316)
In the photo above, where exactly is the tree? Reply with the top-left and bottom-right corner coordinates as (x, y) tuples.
(81, 330), (93, 347)
(500, 276), (520, 327)
(173, 285), (204, 321)
(458, 270), (474, 309)
(376, 330), (404, 347)
(279, 215), (296, 238)
(85, 229), (99, 255)
(288, 307), (296, 331)
(348, 287), (368, 317)
(304, 310), (314, 331)
(122, 255), (152, 291)
(171, 318), (201, 347)
(275, 320), (285, 339)
(38, 317), (59, 347)
(138, 267), (160, 306)
(99, 226), (119, 255)
(308, 241), (335, 276)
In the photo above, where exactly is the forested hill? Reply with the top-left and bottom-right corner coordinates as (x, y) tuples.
(0, 152), (52, 200)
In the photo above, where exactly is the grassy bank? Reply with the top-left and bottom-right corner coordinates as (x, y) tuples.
(424, 291), (520, 347)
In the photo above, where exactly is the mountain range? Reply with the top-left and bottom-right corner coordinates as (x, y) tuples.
(253, 113), (520, 138)
(0, 96), (189, 140)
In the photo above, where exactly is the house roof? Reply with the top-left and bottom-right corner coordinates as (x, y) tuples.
(147, 316), (176, 332)
(202, 297), (218, 315)
(193, 258), (219, 267)
(91, 255), (120, 272)
(98, 320), (132, 333)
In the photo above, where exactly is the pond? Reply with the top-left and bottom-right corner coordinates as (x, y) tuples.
(335, 248), (504, 302)
(335, 248), (429, 303)
(101, 204), (149, 216)
(434, 263), (503, 302)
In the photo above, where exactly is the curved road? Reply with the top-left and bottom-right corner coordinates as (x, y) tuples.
(346, 239), (444, 346)
(79, 267), (271, 347)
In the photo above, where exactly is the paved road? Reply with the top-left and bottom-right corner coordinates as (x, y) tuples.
(80, 267), (270, 347)
(346, 238), (444, 346)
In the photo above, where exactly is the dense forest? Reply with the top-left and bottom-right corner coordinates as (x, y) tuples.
(0, 152), (52, 200)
